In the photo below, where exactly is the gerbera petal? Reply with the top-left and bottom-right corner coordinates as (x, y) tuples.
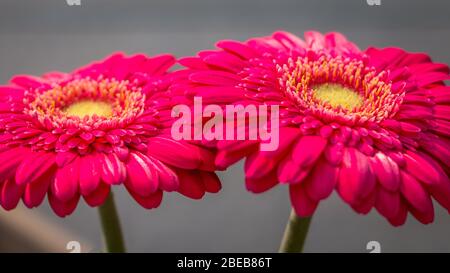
(216, 40), (257, 59)
(147, 155), (179, 192)
(351, 190), (376, 215)
(100, 153), (126, 185)
(304, 31), (326, 51)
(404, 150), (442, 185)
(125, 152), (158, 196)
(189, 71), (240, 86)
(304, 159), (339, 201)
(215, 140), (258, 170)
(1, 179), (24, 210)
(23, 171), (54, 208)
(128, 189), (163, 209)
(292, 136), (327, 169)
(277, 155), (309, 184)
(400, 172), (434, 216)
(15, 151), (55, 185)
(246, 169), (278, 193)
(147, 137), (212, 170)
(79, 155), (101, 196)
(203, 51), (247, 72)
(0, 147), (29, 179)
(48, 192), (80, 217)
(200, 172), (222, 193)
(324, 32), (360, 53)
(52, 160), (79, 202)
(84, 182), (111, 207)
(388, 202), (408, 227)
(176, 169), (206, 199)
(338, 148), (375, 204)
(375, 187), (401, 220)
(369, 152), (400, 191)
(143, 54), (176, 76)
(289, 183), (319, 217)
(272, 31), (307, 50)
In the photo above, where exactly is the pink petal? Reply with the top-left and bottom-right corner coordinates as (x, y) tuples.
(272, 31), (307, 50)
(55, 151), (77, 167)
(15, 151), (55, 185)
(245, 152), (277, 180)
(125, 152), (158, 196)
(246, 169), (278, 193)
(189, 71), (240, 86)
(128, 189), (163, 209)
(84, 182), (110, 207)
(143, 54), (176, 76)
(147, 137), (206, 170)
(375, 187), (400, 220)
(201, 172), (221, 193)
(338, 148), (375, 205)
(289, 183), (319, 217)
(304, 31), (326, 51)
(407, 203), (434, 224)
(147, 156), (179, 192)
(10, 75), (49, 90)
(351, 190), (376, 215)
(178, 57), (209, 69)
(203, 51), (247, 72)
(292, 136), (327, 169)
(100, 153), (126, 185)
(324, 32), (360, 53)
(1, 179), (24, 210)
(324, 142), (344, 166)
(387, 202), (408, 227)
(0, 147), (28, 179)
(404, 150), (442, 185)
(188, 86), (246, 104)
(370, 152), (400, 191)
(52, 160), (79, 202)
(48, 192), (80, 217)
(79, 155), (101, 196)
(304, 159), (339, 201)
(176, 169), (205, 199)
(277, 155), (309, 184)
(216, 40), (257, 59)
(400, 171), (434, 216)
(23, 171), (54, 208)
(215, 140), (258, 170)
(244, 127), (301, 178)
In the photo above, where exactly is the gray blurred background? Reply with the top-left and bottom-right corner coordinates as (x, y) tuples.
(0, 0), (449, 253)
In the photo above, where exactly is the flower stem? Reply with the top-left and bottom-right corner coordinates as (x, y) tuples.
(97, 191), (126, 253)
(278, 209), (312, 253)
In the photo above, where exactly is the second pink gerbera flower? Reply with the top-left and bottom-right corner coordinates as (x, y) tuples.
(0, 52), (220, 216)
(176, 31), (450, 226)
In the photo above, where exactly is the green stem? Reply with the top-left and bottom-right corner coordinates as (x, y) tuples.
(97, 191), (126, 253)
(278, 209), (312, 253)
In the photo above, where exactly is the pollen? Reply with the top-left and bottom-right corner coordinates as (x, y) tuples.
(278, 55), (404, 124)
(64, 100), (113, 118)
(313, 83), (363, 111)
(26, 77), (146, 129)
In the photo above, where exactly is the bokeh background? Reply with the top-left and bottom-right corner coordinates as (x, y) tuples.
(0, 0), (449, 252)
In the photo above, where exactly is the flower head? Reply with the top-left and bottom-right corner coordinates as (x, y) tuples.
(177, 31), (450, 225)
(0, 53), (220, 216)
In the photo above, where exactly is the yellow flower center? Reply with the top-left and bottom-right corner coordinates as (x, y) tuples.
(313, 83), (363, 111)
(63, 100), (113, 118)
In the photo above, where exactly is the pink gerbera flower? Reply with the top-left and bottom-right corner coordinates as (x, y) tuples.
(177, 31), (450, 226)
(0, 52), (220, 217)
